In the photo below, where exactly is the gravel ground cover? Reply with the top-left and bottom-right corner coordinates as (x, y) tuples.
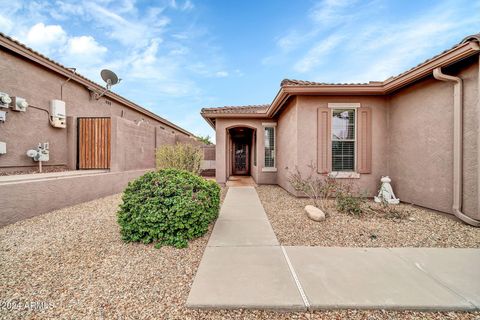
(257, 185), (480, 248)
(1, 186), (479, 319)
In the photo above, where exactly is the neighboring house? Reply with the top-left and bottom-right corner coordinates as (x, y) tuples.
(0, 33), (198, 174)
(201, 33), (480, 226)
(0, 33), (198, 226)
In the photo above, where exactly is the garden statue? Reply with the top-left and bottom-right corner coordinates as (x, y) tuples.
(374, 176), (400, 205)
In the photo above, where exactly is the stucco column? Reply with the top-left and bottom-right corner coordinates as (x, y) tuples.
(66, 116), (77, 170)
(109, 116), (122, 172)
(215, 121), (226, 184)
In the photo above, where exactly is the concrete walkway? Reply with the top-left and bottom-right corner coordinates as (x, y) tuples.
(187, 187), (480, 311)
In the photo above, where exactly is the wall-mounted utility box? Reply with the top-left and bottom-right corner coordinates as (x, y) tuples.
(0, 142), (6, 154)
(49, 99), (66, 128)
(0, 110), (6, 122)
(12, 96), (28, 112)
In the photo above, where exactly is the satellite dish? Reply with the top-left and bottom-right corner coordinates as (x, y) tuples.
(90, 69), (122, 100)
(100, 69), (120, 88)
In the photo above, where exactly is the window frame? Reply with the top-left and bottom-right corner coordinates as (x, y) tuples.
(262, 123), (277, 172)
(253, 129), (257, 166)
(328, 103), (359, 174)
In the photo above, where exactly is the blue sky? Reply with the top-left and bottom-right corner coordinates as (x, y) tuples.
(1, 0), (479, 140)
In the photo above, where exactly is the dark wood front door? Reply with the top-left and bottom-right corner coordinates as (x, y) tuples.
(233, 142), (249, 175)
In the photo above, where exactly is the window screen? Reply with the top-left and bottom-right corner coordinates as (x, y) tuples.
(332, 109), (355, 171)
(264, 127), (275, 168)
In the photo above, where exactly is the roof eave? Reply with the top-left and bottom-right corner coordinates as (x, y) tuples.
(201, 112), (269, 129)
(383, 41), (480, 93)
(201, 113), (216, 129)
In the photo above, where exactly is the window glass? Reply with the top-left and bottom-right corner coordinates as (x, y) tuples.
(264, 127), (275, 168)
(332, 109), (355, 140)
(332, 109), (355, 171)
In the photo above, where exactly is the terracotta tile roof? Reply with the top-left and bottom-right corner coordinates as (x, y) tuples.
(281, 79), (370, 86)
(201, 104), (269, 114)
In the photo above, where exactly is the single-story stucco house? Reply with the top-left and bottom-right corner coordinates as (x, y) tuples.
(201, 33), (480, 226)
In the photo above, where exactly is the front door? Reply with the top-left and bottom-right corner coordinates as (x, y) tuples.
(233, 142), (249, 175)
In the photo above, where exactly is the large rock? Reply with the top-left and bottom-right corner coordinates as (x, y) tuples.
(305, 205), (326, 221)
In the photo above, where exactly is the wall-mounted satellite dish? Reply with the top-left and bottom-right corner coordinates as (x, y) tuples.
(101, 69), (120, 89)
(90, 69), (122, 100)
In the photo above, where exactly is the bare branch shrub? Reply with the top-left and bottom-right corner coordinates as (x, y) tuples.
(156, 143), (203, 175)
(288, 164), (337, 212)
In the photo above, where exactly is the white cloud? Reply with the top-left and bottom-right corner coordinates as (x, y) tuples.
(65, 35), (107, 64)
(309, 0), (357, 25)
(25, 23), (67, 54)
(50, 1), (86, 20)
(67, 35), (107, 55)
(130, 39), (161, 75)
(170, 0), (194, 11)
(182, 0), (195, 11)
(215, 71), (229, 77)
(294, 34), (343, 73)
(84, 2), (167, 47)
(0, 16), (13, 33)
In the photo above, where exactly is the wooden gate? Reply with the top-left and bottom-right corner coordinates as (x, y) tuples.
(77, 117), (111, 169)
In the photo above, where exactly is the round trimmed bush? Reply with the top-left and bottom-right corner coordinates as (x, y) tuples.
(118, 169), (220, 248)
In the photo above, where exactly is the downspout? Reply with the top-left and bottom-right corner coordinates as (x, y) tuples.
(433, 67), (480, 226)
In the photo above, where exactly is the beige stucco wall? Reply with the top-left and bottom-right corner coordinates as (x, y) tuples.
(388, 56), (479, 218)
(215, 118), (277, 185)
(110, 117), (157, 172)
(0, 48), (191, 173)
(276, 95), (389, 196)
(277, 98), (298, 194)
(0, 169), (149, 226)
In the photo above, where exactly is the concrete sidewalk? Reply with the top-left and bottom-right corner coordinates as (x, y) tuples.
(187, 187), (480, 311)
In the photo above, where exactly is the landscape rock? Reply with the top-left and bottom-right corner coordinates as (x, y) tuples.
(305, 205), (326, 221)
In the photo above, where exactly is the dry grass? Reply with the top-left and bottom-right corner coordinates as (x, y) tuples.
(257, 185), (480, 248)
(1, 185), (479, 319)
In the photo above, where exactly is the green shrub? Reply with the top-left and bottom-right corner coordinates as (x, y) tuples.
(156, 143), (203, 175)
(335, 183), (366, 216)
(365, 202), (414, 220)
(117, 169), (220, 248)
